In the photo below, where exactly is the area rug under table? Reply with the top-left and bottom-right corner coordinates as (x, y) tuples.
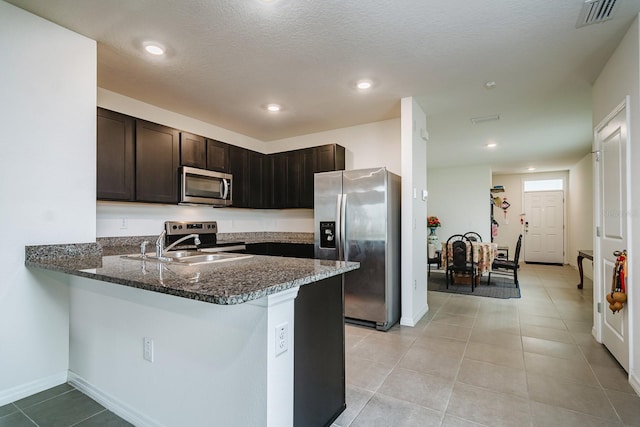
(428, 271), (521, 299)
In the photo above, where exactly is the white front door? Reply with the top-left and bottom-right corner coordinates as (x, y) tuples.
(596, 100), (629, 371)
(523, 191), (564, 264)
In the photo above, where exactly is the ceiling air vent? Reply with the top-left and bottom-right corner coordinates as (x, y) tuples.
(576, 0), (620, 28)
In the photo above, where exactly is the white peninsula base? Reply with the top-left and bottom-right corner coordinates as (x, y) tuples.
(67, 275), (299, 427)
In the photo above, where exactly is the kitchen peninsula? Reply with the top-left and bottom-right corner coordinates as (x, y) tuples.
(25, 241), (358, 427)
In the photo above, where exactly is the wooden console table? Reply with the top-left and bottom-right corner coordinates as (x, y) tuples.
(577, 249), (593, 289)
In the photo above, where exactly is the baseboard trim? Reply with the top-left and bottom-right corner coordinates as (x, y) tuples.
(67, 371), (161, 427)
(629, 368), (640, 397)
(0, 371), (68, 406)
(400, 303), (429, 327)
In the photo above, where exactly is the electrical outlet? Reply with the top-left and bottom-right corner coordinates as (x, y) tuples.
(275, 322), (288, 356)
(120, 217), (128, 229)
(143, 337), (154, 362)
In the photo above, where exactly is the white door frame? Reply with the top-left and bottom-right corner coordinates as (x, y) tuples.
(592, 97), (634, 377)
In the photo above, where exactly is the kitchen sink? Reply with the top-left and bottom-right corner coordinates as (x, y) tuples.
(122, 251), (252, 265)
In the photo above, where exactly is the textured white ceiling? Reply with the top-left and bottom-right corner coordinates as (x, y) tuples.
(6, 0), (640, 173)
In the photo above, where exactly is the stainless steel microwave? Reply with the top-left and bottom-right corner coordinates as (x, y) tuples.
(180, 166), (232, 207)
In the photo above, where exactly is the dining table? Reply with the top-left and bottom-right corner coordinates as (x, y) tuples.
(441, 240), (498, 277)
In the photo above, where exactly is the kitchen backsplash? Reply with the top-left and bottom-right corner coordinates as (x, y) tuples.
(97, 201), (314, 237)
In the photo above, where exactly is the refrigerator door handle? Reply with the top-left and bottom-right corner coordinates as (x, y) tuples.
(336, 194), (343, 261)
(340, 194), (347, 261)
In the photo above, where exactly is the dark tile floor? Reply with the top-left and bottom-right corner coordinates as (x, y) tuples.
(334, 263), (640, 427)
(0, 383), (131, 427)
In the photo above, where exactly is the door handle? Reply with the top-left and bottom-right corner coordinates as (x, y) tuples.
(341, 194), (347, 261)
(335, 194), (343, 261)
(222, 178), (229, 200)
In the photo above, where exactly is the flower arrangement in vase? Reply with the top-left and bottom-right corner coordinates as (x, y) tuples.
(427, 216), (441, 245)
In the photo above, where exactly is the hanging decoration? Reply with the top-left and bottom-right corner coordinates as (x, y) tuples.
(606, 250), (627, 314)
(501, 198), (511, 223)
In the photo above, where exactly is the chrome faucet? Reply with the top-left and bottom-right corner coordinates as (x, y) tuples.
(155, 230), (201, 258)
(140, 240), (150, 258)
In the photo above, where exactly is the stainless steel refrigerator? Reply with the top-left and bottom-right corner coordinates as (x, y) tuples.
(314, 167), (401, 331)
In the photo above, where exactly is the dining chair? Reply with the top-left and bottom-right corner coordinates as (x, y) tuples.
(427, 244), (441, 276)
(463, 231), (482, 242)
(445, 234), (477, 291)
(488, 234), (522, 287)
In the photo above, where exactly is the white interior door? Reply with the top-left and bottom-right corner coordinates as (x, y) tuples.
(596, 101), (629, 371)
(523, 191), (564, 264)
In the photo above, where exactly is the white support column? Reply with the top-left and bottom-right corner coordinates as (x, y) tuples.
(247, 287), (300, 427)
(400, 97), (429, 326)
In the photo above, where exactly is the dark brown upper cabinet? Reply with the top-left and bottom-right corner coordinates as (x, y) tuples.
(314, 144), (346, 173)
(249, 151), (267, 208)
(135, 120), (180, 204)
(270, 152), (287, 209)
(180, 132), (206, 169)
(229, 145), (249, 208)
(96, 109), (345, 209)
(206, 139), (229, 172)
(299, 148), (315, 208)
(285, 151), (302, 207)
(97, 108), (135, 201)
(230, 146), (267, 208)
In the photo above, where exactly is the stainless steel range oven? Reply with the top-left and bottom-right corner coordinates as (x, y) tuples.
(163, 221), (245, 252)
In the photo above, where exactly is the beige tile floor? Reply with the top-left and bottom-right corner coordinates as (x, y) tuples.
(334, 263), (640, 427)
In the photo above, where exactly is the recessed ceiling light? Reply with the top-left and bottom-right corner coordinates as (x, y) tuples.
(486, 143), (497, 148)
(266, 103), (281, 112)
(143, 42), (165, 56)
(527, 167), (536, 171)
(356, 80), (373, 90)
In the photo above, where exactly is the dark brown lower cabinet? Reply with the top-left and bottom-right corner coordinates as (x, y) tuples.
(294, 275), (346, 426)
(245, 243), (314, 258)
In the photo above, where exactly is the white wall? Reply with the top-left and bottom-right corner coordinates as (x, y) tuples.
(266, 118), (401, 175)
(491, 171), (569, 263)
(592, 15), (640, 394)
(427, 165), (492, 244)
(97, 91), (400, 237)
(0, 1), (96, 402)
(400, 98), (428, 326)
(568, 154), (594, 278)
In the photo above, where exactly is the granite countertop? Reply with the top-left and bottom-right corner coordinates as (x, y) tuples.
(25, 240), (358, 305)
